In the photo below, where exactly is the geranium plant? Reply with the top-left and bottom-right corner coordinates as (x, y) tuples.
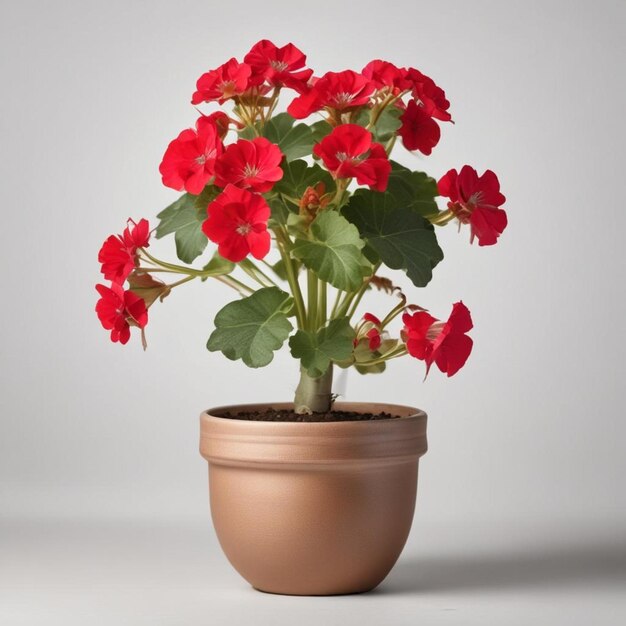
(96, 40), (507, 414)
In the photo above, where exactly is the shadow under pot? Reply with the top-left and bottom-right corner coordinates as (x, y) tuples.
(199, 401), (428, 596)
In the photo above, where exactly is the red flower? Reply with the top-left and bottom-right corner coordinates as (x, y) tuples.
(95, 282), (148, 345)
(355, 312), (383, 351)
(202, 184), (271, 262)
(191, 58), (253, 105)
(287, 70), (375, 119)
(362, 60), (410, 92)
(438, 166), (507, 246)
(405, 68), (452, 122)
(313, 124), (391, 191)
(159, 117), (223, 195)
(366, 328), (382, 351)
(244, 39), (313, 93)
(398, 99), (441, 155)
(402, 302), (473, 377)
(214, 137), (283, 193)
(98, 218), (150, 284)
(363, 313), (382, 350)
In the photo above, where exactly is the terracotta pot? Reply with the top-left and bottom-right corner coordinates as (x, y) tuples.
(199, 402), (427, 596)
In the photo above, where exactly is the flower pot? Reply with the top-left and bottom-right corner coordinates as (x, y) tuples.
(199, 402), (428, 596)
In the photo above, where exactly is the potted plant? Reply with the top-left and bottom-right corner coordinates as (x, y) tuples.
(95, 40), (507, 596)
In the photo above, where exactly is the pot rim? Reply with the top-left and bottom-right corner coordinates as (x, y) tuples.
(205, 400), (425, 421)
(200, 402), (428, 468)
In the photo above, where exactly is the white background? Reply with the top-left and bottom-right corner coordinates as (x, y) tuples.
(1, 1), (624, 624)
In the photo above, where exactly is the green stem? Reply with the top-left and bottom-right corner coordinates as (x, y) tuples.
(275, 228), (306, 329)
(294, 365), (334, 414)
(261, 259), (284, 280)
(429, 209), (456, 226)
(381, 300), (407, 328)
(238, 258), (279, 288)
(334, 263), (381, 320)
(318, 279), (327, 328)
(330, 288), (343, 318)
(138, 250), (254, 295)
(168, 275), (196, 289)
(137, 268), (185, 274)
(248, 260), (279, 287)
(346, 284), (368, 319)
(358, 347), (407, 368)
(222, 275), (256, 295)
(385, 134), (397, 156)
(307, 270), (318, 331)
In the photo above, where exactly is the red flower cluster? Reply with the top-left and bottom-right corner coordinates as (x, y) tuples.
(192, 40), (313, 106)
(96, 282), (148, 345)
(98, 218), (150, 284)
(362, 60), (410, 93)
(355, 313), (383, 351)
(313, 124), (391, 191)
(406, 68), (452, 122)
(159, 117), (223, 195)
(398, 99), (441, 155)
(203, 137), (281, 262)
(202, 184), (271, 263)
(192, 58), (255, 105)
(402, 302), (473, 377)
(215, 137), (283, 192)
(438, 166), (507, 246)
(96, 219), (151, 345)
(160, 114), (284, 224)
(397, 68), (452, 155)
(288, 70), (374, 119)
(244, 40), (313, 93)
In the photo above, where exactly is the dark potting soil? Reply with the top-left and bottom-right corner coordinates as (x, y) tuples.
(220, 409), (401, 422)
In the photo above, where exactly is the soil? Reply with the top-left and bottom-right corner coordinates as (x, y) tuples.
(219, 409), (401, 422)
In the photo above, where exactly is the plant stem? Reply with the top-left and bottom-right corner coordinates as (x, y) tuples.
(307, 270), (318, 331)
(238, 259), (279, 288)
(318, 278), (327, 327)
(138, 250), (254, 295)
(294, 365), (334, 414)
(334, 263), (381, 320)
(346, 283), (368, 319)
(429, 209), (456, 226)
(167, 275), (196, 289)
(274, 228), (306, 329)
(329, 288), (343, 318)
(357, 347), (407, 368)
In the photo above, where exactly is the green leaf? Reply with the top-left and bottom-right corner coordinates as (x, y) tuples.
(200, 251), (235, 281)
(289, 318), (356, 378)
(386, 162), (439, 218)
(207, 287), (294, 368)
(310, 120), (333, 143)
(266, 194), (293, 227)
(356, 107), (402, 143)
(264, 113), (315, 162)
(292, 211), (370, 291)
(273, 159), (334, 201)
(194, 185), (221, 210)
(238, 126), (257, 140)
(343, 190), (443, 288)
(156, 192), (214, 264)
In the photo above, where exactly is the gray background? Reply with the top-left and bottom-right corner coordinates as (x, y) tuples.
(1, 0), (624, 624)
